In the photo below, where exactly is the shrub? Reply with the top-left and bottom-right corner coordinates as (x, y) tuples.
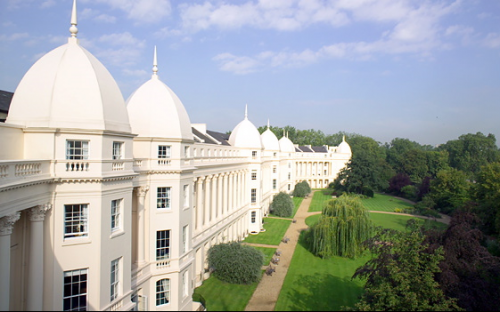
(362, 187), (374, 198)
(207, 242), (264, 284)
(270, 192), (294, 217)
(401, 185), (418, 201)
(293, 181), (311, 197)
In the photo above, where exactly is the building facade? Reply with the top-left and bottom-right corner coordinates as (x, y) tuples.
(0, 2), (351, 311)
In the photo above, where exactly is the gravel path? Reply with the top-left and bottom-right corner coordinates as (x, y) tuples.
(245, 192), (317, 311)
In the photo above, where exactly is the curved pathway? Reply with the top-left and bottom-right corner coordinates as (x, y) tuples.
(244, 192), (317, 311)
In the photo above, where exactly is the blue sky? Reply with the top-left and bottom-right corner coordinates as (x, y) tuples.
(1, 0), (499, 146)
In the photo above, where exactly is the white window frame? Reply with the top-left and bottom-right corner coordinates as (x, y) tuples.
(157, 187), (171, 209)
(112, 142), (123, 160)
(251, 211), (256, 223)
(158, 145), (171, 159)
(111, 199), (122, 233)
(156, 230), (171, 261)
(251, 170), (257, 181)
(273, 179), (277, 190)
(156, 279), (170, 306)
(185, 146), (190, 158)
(251, 189), (257, 204)
(273, 166), (277, 173)
(252, 151), (257, 159)
(64, 204), (89, 239)
(182, 225), (189, 254)
(110, 258), (121, 302)
(183, 185), (189, 208)
(183, 271), (189, 298)
(63, 268), (88, 311)
(66, 140), (89, 160)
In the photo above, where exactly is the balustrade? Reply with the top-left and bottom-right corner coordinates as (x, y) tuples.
(65, 161), (89, 172)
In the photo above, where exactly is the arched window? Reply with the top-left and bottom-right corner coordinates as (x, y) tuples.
(156, 279), (170, 306)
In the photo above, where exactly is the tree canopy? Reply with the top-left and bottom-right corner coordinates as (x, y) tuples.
(270, 192), (294, 217)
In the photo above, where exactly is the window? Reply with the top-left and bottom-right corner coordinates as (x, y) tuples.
(156, 279), (170, 306)
(156, 230), (171, 261)
(252, 151), (257, 159)
(273, 152), (277, 157)
(157, 187), (171, 209)
(288, 184), (291, 191)
(183, 185), (189, 208)
(110, 258), (120, 302)
(251, 170), (257, 180)
(288, 173), (291, 180)
(66, 140), (89, 160)
(324, 170), (327, 175)
(63, 269), (88, 311)
(182, 225), (189, 254)
(273, 179), (277, 190)
(288, 162), (291, 168)
(251, 211), (256, 223)
(185, 146), (190, 158)
(251, 189), (257, 204)
(112, 142), (123, 160)
(64, 204), (88, 238)
(111, 199), (122, 232)
(183, 271), (189, 297)
(158, 145), (171, 158)
(273, 166), (277, 173)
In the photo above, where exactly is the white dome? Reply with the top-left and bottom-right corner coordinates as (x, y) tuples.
(279, 136), (295, 153)
(7, 38), (131, 133)
(228, 112), (262, 149)
(126, 75), (193, 140)
(261, 128), (280, 151)
(337, 138), (352, 154)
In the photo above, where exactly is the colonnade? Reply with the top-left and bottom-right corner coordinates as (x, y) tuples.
(193, 169), (248, 233)
(0, 204), (52, 311)
(296, 161), (331, 178)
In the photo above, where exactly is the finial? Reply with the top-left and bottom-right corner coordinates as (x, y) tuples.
(343, 135), (346, 142)
(283, 129), (285, 137)
(267, 119), (270, 129)
(152, 46), (158, 77)
(245, 104), (248, 119)
(70, 0), (78, 38)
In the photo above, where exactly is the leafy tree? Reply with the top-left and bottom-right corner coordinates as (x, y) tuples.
(400, 185), (418, 202)
(438, 132), (499, 179)
(306, 195), (372, 258)
(270, 192), (294, 217)
(388, 173), (412, 195)
(418, 176), (432, 200)
(473, 162), (500, 235)
(293, 180), (311, 197)
(207, 242), (264, 285)
(429, 168), (471, 214)
(350, 224), (462, 311)
(424, 211), (500, 311)
(385, 137), (424, 172)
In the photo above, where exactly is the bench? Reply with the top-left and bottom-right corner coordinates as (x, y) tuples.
(271, 257), (280, 265)
(265, 265), (275, 276)
(282, 237), (290, 243)
(275, 250), (282, 256)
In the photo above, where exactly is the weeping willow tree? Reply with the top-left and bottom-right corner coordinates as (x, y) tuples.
(307, 194), (372, 258)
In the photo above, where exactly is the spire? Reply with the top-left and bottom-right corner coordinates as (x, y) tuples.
(267, 119), (270, 129)
(69, 0), (78, 38)
(244, 104), (248, 120)
(342, 135), (346, 142)
(152, 45), (158, 78)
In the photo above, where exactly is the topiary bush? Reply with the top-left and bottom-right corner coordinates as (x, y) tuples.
(270, 192), (294, 217)
(293, 180), (311, 197)
(207, 242), (264, 284)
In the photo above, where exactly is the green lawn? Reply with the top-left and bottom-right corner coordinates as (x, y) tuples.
(269, 197), (304, 219)
(308, 191), (335, 212)
(253, 246), (278, 265)
(192, 274), (261, 311)
(361, 193), (414, 212)
(243, 217), (292, 246)
(276, 212), (448, 311)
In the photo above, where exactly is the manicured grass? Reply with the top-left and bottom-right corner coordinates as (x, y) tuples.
(193, 274), (261, 311)
(253, 246), (277, 265)
(308, 191), (335, 212)
(242, 217), (292, 246)
(361, 193), (414, 212)
(276, 212), (448, 311)
(269, 197), (304, 219)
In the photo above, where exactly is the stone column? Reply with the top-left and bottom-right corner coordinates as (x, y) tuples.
(228, 173), (233, 212)
(212, 174), (219, 222)
(218, 174), (224, 219)
(27, 204), (52, 311)
(0, 212), (21, 311)
(196, 177), (205, 231)
(204, 176), (212, 226)
(135, 186), (149, 265)
(223, 173), (229, 215)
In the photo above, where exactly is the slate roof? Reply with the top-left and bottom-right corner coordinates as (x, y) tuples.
(206, 130), (231, 146)
(0, 90), (13, 113)
(192, 128), (231, 146)
(298, 145), (314, 153)
(312, 146), (328, 153)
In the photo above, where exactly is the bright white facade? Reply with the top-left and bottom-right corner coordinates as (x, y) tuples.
(0, 2), (351, 311)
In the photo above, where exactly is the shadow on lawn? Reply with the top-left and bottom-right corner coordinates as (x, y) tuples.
(284, 273), (363, 311)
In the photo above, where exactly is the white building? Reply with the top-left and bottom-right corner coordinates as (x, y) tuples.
(0, 2), (351, 311)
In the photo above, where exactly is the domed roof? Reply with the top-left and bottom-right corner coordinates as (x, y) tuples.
(228, 106), (262, 149)
(279, 133), (295, 153)
(126, 48), (193, 140)
(337, 136), (352, 154)
(7, 5), (130, 133)
(261, 122), (279, 151)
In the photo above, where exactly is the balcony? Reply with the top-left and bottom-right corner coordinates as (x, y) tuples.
(0, 160), (51, 190)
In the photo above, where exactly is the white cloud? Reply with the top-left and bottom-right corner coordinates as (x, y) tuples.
(81, 8), (117, 23)
(0, 33), (29, 41)
(91, 0), (172, 23)
(94, 32), (146, 67)
(483, 33), (500, 48)
(98, 32), (145, 48)
(212, 53), (261, 74)
(40, 0), (56, 9)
